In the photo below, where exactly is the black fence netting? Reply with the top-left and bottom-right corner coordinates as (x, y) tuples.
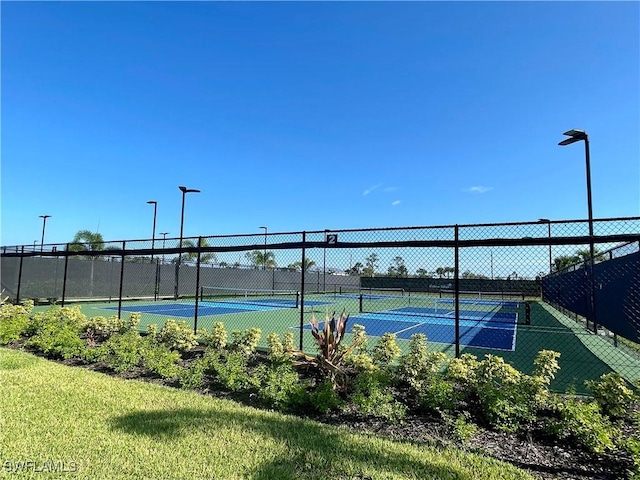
(2, 217), (639, 393)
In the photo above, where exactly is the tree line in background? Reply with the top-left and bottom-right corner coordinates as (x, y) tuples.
(66, 230), (604, 280)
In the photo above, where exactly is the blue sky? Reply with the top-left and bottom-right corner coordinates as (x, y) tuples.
(2, 1), (639, 248)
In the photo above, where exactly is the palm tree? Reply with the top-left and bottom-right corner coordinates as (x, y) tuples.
(181, 239), (217, 264)
(245, 250), (277, 269)
(288, 257), (316, 272)
(68, 230), (105, 296)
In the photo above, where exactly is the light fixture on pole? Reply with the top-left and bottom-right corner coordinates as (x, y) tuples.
(175, 186), (200, 299)
(147, 201), (157, 263)
(159, 232), (170, 265)
(538, 218), (552, 274)
(259, 226), (267, 270)
(559, 129), (597, 333)
(39, 215), (51, 253)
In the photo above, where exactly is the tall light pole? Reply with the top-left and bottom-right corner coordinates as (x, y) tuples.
(147, 201), (157, 263)
(538, 218), (552, 274)
(160, 232), (169, 264)
(175, 186), (200, 299)
(259, 226), (267, 270)
(39, 215), (51, 252)
(559, 129), (597, 333)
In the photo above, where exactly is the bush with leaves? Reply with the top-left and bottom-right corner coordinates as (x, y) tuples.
(178, 356), (210, 390)
(546, 395), (620, 454)
(99, 330), (146, 373)
(153, 318), (197, 352)
(371, 332), (401, 368)
(26, 305), (88, 337)
(255, 362), (306, 411)
(25, 321), (86, 359)
(229, 328), (261, 357)
(397, 334), (448, 393)
(307, 379), (343, 414)
(349, 369), (406, 423)
(0, 299), (33, 345)
(142, 339), (182, 378)
(198, 322), (228, 351)
(85, 315), (127, 344)
(210, 351), (257, 391)
(474, 355), (535, 433)
(586, 372), (637, 419)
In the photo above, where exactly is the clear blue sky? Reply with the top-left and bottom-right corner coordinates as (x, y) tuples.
(2, 1), (639, 248)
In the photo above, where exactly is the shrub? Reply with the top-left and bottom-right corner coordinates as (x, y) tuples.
(282, 331), (295, 352)
(474, 355), (534, 433)
(448, 411), (479, 444)
(25, 322), (85, 359)
(255, 362), (305, 410)
(198, 321), (227, 351)
(100, 330), (146, 373)
(372, 332), (401, 367)
(0, 300), (33, 344)
(157, 319), (197, 352)
(343, 352), (377, 373)
(420, 374), (458, 413)
(350, 370), (406, 423)
(266, 332), (287, 363)
(179, 357), (208, 390)
(308, 379), (342, 414)
(26, 306), (88, 337)
(398, 334), (448, 392)
(210, 351), (256, 391)
(142, 340), (181, 378)
(229, 328), (261, 357)
(546, 396), (620, 454)
(585, 372), (636, 419)
(86, 315), (130, 344)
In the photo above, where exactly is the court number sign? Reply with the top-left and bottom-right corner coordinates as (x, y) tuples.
(326, 234), (338, 244)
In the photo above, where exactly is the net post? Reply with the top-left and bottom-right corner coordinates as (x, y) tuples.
(295, 291), (300, 309)
(525, 301), (531, 325)
(359, 294), (363, 313)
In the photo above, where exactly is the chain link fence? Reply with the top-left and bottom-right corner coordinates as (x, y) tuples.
(2, 217), (639, 393)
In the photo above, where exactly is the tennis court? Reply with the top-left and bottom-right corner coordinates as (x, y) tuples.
(304, 292), (520, 351)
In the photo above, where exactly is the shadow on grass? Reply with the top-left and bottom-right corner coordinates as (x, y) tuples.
(110, 406), (502, 480)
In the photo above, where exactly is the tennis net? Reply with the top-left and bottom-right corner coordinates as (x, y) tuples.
(200, 286), (300, 308)
(360, 292), (526, 325)
(335, 287), (406, 299)
(438, 289), (525, 301)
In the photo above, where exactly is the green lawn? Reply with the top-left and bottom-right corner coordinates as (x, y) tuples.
(0, 348), (535, 480)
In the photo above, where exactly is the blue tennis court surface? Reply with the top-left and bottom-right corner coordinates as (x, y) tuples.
(105, 299), (330, 317)
(302, 310), (518, 351)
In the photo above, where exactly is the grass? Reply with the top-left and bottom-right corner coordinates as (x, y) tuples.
(0, 348), (535, 480)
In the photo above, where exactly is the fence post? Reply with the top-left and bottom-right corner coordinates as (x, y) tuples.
(16, 246), (25, 303)
(117, 241), (126, 319)
(454, 225), (460, 358)
(299, 232), (306, 351)
(61, 245), (70, 307)
(194, 237), (202, 335)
